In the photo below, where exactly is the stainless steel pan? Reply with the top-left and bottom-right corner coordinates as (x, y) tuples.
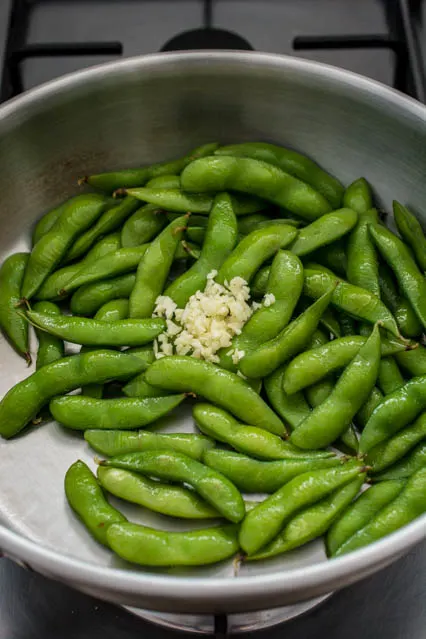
(0, 52), (425, 614)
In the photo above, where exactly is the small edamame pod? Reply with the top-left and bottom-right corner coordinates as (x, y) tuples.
(343, 178), (373, 215)
(32, 301), (64, 369)
(121, 204), (167, 248)
(303, 265), (401, 338)
(22, 194), (110, 300)
(81, 143), (218, 192)
(64, 460), (126, 546)
(26, 310), (165, 347)
(337, 311), (357, 337)
(333, 467), (426, 556)
(60, 245), (148, 295)
(377, 356), (404, 395)
(264, 364), (311, 430)
(203, 449), (341, 493)
(122, 372), (170, 398)
(164, 193), (238, 307)
(250, 477), (364, 561)
(101, 450), (245, 523)
(64, 196), (140, 262)
(97, 466), (219, 519)
(378, 263), (422, 339)
(239, 462), (364, 555)
(215, 142), (344, 208)
(0, 252), (30, 363)
(393, 201), (426, 272)
(355, 386), (383, 430)
(180, 156), (332, 220)
(35, 232), (122, 301)
(107, 521), (239, 567)
(216, 224), (298, 285)
(250, 265), (270, 298)
(0, 350), (147, 438)
(239, 286), (334, 379)
(146, 174), (181, 189)
(311, 239), (347, 278)
(32, 199), (71, 246)
(327, 480), (406, 556)
(145, 356), (285, 436)
(395, 345), (426, 377)
(85, 429), (214, 460)
(50, 394), (185, 430)
(366, 413), (426, 473)
(237, 213), (273, 235)
(70, 273), (136, 316)
(289, 209), (357, 257)
(291, 324), (381, 450)
(359, 375), (426, 453)
(369, 223), (426, 329)
(129, 216), (187, 318)
(372, 442), (426, 481)
(347, 208), (380, 297)
(193, 404), (331, 460)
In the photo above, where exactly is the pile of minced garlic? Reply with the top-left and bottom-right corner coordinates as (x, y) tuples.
(153, 270), (275, 364)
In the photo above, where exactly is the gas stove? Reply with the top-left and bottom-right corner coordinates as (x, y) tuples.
(0, 1), (425, 637)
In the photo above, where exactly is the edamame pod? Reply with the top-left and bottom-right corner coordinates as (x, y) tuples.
(264, 364), (311, 430)
(343, 178), (373, 215)
(145, 356), (285, 435)
(373, 442), (426, 481)
(85, 429), (214, 460)
(70, 273), (136, 316)
(327, 480), (406, 556)
(355, 386), (383, 430)
(0, 350), (147, 438)
(180, 156), (332, 220)
(165, 193), (238, 307)
(122, 372), (170, 398)
(239, 462), (364, 555)
(289, 209), (357, 257)
(240, 286), (334, 379)
(347, 208), (380, 297)
(107, 522), (239, 567)
(101, 450), (245, 523)
(32, 199), (72, 246)
(193, 404), (332, 460)
(359, 375), (426, 453)
(250, 265), (270, 298)
(311, 239), (347, 277)
(82, 142), (219, 192)
(121, 204), (167, 248)
(22, 194), (110, 300)
(0, 252), (30, 363)
(291, 324), (381, 449)
(97, 466), (219, 519)
(65, 461), (126, 546)
(395, 345), (426, 377)
(33, 301), (64, 369)
(369, 223), (426, 330)
(333, 467), (426, 555)
(26, 310), (165, 347)
(377, 356), (404, 395)
(215, 142), (344, 208)
(203, 449), (341, 493)
(378, 263), (422, 339)
(367, 413), (426, 473)
(393, 201), (426, 273)
(50, 394), (185, 430)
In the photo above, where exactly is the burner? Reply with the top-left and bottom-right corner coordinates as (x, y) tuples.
(161, 28), (253, 52)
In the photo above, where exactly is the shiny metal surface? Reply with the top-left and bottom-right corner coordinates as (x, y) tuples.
(0, 52), (425, 614)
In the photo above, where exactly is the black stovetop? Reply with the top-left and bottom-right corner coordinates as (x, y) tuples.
(0, 1), (426, 637)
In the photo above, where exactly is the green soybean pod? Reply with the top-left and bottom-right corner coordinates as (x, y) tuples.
(97, 466), (219, 519)
(372, 442), (426, 481)
(81, 142), (218, 192)
(290, 209), (357, 257)
(180, 156), (332, 220)
(250, 265), (270, 298)
(32, 301), (64, 369)
(367, 413), (426, 473)
(393, 201), (426, 273)
(129, 216), (187, 318)
(264, 364), (311, 430)
(70, 273), (136, 317)
(334, 467), (426, 556)
(193, 403), (332, 460)
(203, 449), (341, 493)
(347, 208), (380, 297)
(121, 204), (167, 249)
(359, 376), (426, 453)
(239, 286), (335, 379)
(0, 350), (147, 439)
(0, 252), (30, 363)
(343, 178), (373, 215)
(32, 200), (70, 246)
(215, 142), (344, 209)
(122, 372), (170, 398)
(239, 462), (364, 555)
(395, 345), (426, 377)
(337, 311), (357, 337)
(250, 477), (365, 561)
(378, 263), (422, 339)
(291, 324), (381, 450)
(64, 196), (140, 263)
(146, 174), (181, 189)
(310, 239), (348, 278)
(64, 460), (127, 546)
(22, 194), (111, 300)
(355, 386), (383, 430)
(35, 232), (122, 301)
(145, 355), (285, 436)
(377, 356), (404, 395)
(369, 223), (426, 330)
(303, 265), (401, 338)
(164, 193), (238, 307)
(237, 213), (273, 235)
(327, 480), (406, 556)
(107, 521), (239, 567)
(101, 450), (245, 523)
(85, 429), (214, 460)
(124, 345), (155, 368)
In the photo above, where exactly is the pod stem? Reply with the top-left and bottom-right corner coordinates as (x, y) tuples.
(77, 176), (88, 186)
